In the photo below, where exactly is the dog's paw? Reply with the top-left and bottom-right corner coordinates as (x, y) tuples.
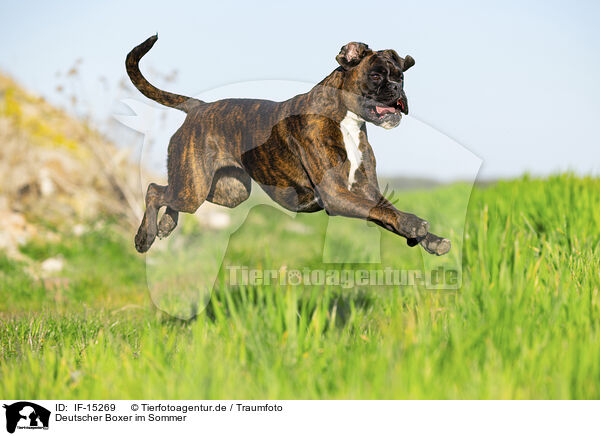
(416, 220), (429, 238)
(400, 215), (429, 239)
(419, 233), (451, 256)
(157, 213), (177, 239)
(134, 228), (155, 253)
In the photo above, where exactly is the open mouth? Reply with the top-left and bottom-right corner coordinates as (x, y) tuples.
(369, 98), (406, 120)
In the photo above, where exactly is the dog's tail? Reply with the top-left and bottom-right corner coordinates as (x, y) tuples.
(126, 35), (200, 112)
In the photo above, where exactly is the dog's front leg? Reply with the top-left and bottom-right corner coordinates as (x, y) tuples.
(296, 138), (448, 254)
(316, 176), (429, 240)
(321, 187), (450, 255)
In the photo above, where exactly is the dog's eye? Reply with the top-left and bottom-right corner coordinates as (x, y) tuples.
(370, 73), (382, 81)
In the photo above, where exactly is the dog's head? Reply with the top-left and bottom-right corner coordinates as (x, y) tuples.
(336, 42), (415, 129)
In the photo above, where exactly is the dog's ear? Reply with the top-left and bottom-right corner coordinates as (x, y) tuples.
(336, 42), (372, 70)
(402, 55), (415, 71)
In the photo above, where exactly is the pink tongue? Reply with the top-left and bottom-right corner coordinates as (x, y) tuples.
(375, 106), (396, 115)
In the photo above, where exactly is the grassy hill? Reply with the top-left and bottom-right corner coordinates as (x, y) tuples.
(1, 174), (599, 399)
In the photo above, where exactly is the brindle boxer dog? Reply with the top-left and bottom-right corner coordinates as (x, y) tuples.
(126, 35), (450, 256)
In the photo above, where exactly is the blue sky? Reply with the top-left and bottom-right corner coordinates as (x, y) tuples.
(1, 0), (599, 180)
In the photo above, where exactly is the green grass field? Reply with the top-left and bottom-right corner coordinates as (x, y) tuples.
(1, 174), (599, 399)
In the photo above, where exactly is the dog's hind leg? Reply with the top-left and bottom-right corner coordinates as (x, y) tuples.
(148, 125), (217, 246)
(135, 183), (168, 253)
(157, 165), (249, 240)
(206, 166), (252, 208)
(149, 169), (213, 245)
(137, 172), (212, 252)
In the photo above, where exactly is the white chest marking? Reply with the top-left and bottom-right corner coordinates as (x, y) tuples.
(340, 111), (365, 189)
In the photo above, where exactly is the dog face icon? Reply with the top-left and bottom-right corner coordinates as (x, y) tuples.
(17, 407), (35, 427)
